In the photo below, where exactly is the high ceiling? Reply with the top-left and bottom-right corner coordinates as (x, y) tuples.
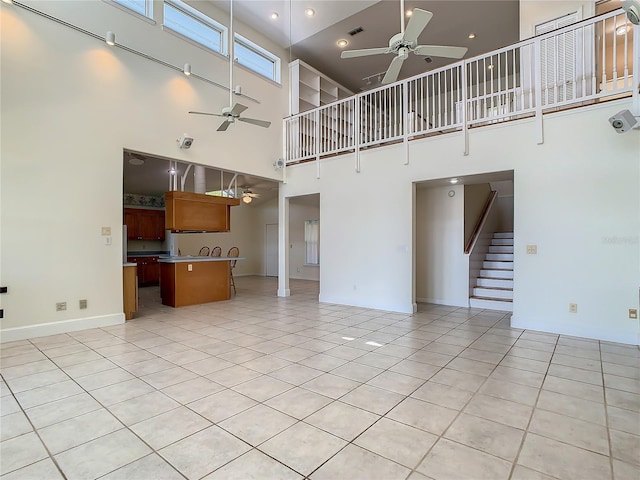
(231, 0), (520, 91)
(123, 1), (520, 197)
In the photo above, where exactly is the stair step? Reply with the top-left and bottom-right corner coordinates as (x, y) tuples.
(485, 253), (513, 261)
(489, 245), (514, 254)
(483, 260), (513, 269)
(477, 277), (514, 288)
(491, 238), (514, 246)
(473, 287), (513, 300)
(493, 232), (514, 239)
(480, 269), (514, 279)
(470, 296), (513, 312)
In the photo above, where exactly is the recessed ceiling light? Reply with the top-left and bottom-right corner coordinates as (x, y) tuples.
(450, 178), (459, 184)
(168, 167), (177, 175)
(270, 12), (279, 20)
(406, 9), (413, 17)
(337, 39), (348, 48)
(468, 32), (476, 39)
(304, 8), (315, 17)
(488, 64), (494, 70)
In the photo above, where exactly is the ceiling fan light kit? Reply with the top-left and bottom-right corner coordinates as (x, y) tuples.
(341, 3), (468, 85)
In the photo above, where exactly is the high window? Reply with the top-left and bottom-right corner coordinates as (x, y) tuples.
(107, 0), (153, 19)
(163, 0), (227, 55)
(234, 34), (281, 83)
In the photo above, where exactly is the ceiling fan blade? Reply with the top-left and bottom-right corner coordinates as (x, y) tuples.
(189, 111), (224, 117)
(382, 55), (405, 85)
(341, 47), (390, 59)
(230, 103), (248, 116)
(403, 8), (433, 44)
(414, 45), (468, 59)
(217, 120), (231, 132)
(237, 117), (271, 128)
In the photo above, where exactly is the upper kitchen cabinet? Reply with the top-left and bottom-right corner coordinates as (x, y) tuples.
(124, 208), (165, 240)
(165, 191), (240, 233)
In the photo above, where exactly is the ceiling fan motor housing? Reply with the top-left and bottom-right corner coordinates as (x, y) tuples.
(389, 32), (415, 51)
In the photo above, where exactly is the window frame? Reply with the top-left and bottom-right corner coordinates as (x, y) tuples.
(104, 0), (155, 23)
(162, 0), (228, 56)
(233, 33), (281, 84)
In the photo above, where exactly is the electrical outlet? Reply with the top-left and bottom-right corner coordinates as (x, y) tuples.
(569, 303), (578, 313)
(526, 245), (537, 254)
(629, 309), (638, 319)
(79, 299), (87, 309)
(187, 264), (193, 272)
(56, 302), (67, 311)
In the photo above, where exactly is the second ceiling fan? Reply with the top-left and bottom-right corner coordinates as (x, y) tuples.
(189, 0), (270, 131)
(341, 2), (468, 85)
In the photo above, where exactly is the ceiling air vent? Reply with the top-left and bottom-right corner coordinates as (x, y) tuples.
(348, 27), (364, 36)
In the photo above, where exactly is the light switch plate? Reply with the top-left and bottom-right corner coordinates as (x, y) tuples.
(526, 245), (537, 254)
(630, 309), (638, 319)
(101, 227), (111, 236)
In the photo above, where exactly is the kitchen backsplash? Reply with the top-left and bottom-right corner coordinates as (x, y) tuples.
(123, 193), (165, 208)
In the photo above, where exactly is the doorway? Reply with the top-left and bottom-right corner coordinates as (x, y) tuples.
(265, 224), (278, 277)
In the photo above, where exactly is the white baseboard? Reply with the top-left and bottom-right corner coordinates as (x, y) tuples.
(417, 297), (469, 308)
(0, 313), (125, 343)
(511, 315), (639, 346)
(318, 294), (415, 314)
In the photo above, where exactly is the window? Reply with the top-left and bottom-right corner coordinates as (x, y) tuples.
(107, 0), (153, 19)
(305, 220), (319, 265)
(163, 0), (227, 55)
(234, 34), (281, 83)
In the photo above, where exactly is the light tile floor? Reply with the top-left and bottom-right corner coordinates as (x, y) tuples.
(1, 276), (639, 479)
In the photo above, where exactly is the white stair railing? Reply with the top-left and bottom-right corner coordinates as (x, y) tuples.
(283, 9), (635, 164)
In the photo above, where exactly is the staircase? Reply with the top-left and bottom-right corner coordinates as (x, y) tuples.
(470, 232), (513, 312)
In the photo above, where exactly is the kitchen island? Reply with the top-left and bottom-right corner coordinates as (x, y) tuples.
(159, 256), (242, 307)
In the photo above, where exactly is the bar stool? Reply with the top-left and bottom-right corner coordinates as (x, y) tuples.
(198, 246), (210, 256)
(227, 247), (239, 294)
(210, 246), (222, 257)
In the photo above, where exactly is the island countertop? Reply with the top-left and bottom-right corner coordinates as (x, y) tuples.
(158, 256), (243, 263)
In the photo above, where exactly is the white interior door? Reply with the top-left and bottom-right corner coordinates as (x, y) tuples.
(266, 224), (278, 277)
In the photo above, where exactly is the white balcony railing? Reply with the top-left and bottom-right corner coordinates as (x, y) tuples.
(284, 10), (636, 164)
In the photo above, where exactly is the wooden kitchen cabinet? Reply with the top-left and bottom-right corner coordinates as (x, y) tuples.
(165, 191), (239, 232)
(127, 256), (160, 286)
(124, 208), (165, 241)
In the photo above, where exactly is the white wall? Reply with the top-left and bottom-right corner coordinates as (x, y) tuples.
(520, 0), (596, 39)
(0, 0), (287, 340)
(464, 183), (492, 247)
(416, 185), (469, 306)
(282, 100), (640, 344)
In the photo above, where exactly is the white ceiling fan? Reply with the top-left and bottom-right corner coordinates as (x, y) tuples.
(188, 0), (270, 131)
(341, 0), (468, 85)
(240, 187), (260, 204)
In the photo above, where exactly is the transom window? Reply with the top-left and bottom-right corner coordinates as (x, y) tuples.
(234, 34), (281, 83)
(163, 0), (227, 55)
(106, 0), (153, 19)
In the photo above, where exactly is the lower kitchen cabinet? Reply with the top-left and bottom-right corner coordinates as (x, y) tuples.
(127, 256), (160, 286)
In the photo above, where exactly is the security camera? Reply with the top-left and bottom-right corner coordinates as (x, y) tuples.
(609, 109), (638, 133)
(622, 0), (640, 25)
(177, 134), (194, 149)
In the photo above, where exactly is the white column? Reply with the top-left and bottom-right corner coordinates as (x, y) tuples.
(194, 165), (206, 194)
(277, 193), (290, 297)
